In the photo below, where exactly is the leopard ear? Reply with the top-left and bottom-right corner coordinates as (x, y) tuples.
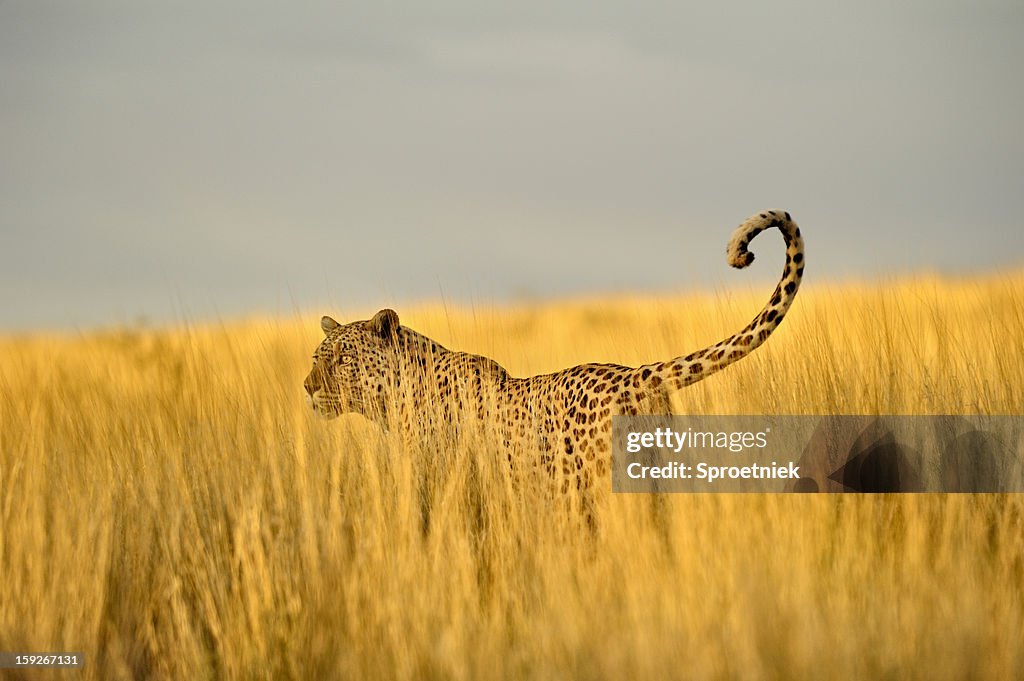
(321, 316), (340, 335)
(369, 309), (400, 341)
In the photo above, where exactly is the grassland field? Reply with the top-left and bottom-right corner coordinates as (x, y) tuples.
(1, 272), (1023, 680)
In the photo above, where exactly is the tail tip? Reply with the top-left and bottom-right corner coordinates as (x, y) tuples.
(726, 208), (796, 269)
(728, 249), (755, 269)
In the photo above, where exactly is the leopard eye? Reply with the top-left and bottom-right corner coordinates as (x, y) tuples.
(339, 354), (355, 366)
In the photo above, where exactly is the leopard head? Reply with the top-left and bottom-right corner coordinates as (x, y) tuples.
(304, 309), (401, 423)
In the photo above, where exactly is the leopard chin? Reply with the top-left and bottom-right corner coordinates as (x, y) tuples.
(307, 391), (342, 419)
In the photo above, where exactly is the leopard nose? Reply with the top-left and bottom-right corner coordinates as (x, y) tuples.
(303, 376), (316, 396)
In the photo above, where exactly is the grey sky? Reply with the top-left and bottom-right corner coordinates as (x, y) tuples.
(2, 1), (1022, 330)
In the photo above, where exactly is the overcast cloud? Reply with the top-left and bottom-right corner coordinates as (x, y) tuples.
(2, 1), (1022, 329)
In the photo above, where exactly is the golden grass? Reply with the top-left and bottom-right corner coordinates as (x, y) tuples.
(1, 272), (1023, 680)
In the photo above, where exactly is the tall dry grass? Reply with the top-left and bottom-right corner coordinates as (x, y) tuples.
(1, 273), (1023, 680)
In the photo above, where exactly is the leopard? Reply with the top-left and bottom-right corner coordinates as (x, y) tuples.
(304, 209), (804, 496)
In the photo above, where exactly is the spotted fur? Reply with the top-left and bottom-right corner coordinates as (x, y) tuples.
(305, 210), (804, 492)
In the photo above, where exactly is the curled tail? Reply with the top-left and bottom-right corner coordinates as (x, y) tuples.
(647, 209), (805, 389)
